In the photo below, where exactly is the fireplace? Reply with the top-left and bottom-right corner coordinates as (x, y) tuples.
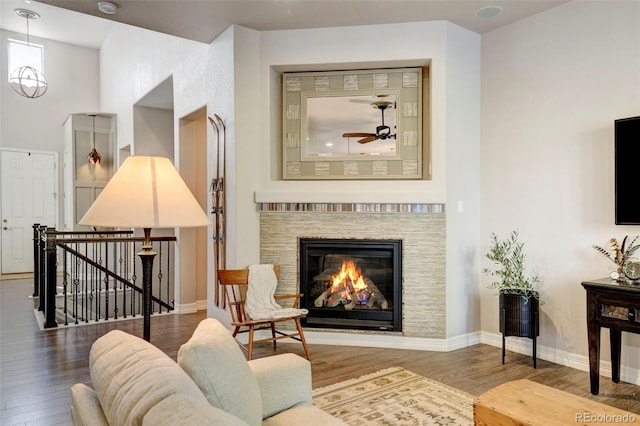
(299, 238), (402, 331)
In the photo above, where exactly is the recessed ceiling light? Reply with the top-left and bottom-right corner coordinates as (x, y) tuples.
(475, 5), (503, 18)
(97, 1), (117, 15)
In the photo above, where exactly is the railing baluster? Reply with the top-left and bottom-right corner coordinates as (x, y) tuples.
(157, 241), (162, 313)
(166, 240), (171, 309)
(63, 250), (68, 326)
(118, 239), (126, 318)
(132, 244), (137, 317)
(100, 241), (105, 321)
(84, 243), (88, 323)
(94, 241), (99, 322)
(74, 246), (79, 324)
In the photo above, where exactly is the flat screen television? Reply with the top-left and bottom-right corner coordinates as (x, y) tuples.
(615, 115), (640, 225)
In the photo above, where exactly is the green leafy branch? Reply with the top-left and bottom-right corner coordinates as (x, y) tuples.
(482, 230), (540, 300)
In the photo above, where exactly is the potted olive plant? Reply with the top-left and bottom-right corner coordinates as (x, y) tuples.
(483, 230), (540, 367)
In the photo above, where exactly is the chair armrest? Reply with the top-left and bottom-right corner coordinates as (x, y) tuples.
(248, 353), (312, 419)
(70, 383), (109, 426)
(274, 293), (303, 308)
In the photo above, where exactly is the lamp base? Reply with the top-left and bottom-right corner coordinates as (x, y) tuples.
(138, 247), (157, 341)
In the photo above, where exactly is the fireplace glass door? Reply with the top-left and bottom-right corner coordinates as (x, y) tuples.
(299, 238), (402, 331)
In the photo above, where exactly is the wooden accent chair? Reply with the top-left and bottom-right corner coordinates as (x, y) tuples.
(217, 265), (311, 361)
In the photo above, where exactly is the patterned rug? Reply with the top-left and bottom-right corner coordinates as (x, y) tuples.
(313, 366), (474, 425)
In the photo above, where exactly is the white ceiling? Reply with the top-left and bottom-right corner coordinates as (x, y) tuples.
(1, 1), (113, 48)
(0, 0), (568, 49)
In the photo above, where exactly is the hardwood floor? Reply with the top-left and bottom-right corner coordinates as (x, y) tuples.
(1, 277), (639, 425)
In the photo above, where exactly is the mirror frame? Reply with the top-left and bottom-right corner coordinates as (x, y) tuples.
(282, 67), (422, 180)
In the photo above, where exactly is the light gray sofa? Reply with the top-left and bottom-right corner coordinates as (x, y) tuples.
(70, 318), (344, 425)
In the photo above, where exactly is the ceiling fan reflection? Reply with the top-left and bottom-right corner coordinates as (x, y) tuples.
(343, 101), (396, 144)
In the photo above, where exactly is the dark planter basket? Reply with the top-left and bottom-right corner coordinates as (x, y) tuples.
(499, 291), (539, 368)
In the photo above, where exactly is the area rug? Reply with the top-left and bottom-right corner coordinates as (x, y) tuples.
(313, 366), (474, 425)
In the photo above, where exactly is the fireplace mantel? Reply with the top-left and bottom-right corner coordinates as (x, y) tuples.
(258, 202), (446, 338)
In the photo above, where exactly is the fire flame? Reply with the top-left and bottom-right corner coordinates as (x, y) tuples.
(330, 260), (371, 303)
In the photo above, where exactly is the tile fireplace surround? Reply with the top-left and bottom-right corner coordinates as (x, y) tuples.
(258, 202), (446, 338)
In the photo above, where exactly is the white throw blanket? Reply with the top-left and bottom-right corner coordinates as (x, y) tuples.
(245, 264), (309, 321)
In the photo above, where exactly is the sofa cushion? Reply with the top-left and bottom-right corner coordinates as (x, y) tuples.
(142, 393), (249, 426)
(261, 404), (346, 426)
(248, 353), (312, 418)
(89, 330), (211, 426)
(69, 383), (109, 426)
(178, 318), (262, 426)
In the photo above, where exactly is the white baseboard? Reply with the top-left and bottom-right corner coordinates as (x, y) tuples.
(174, 299), (207, 314)
(239, 326), (639, 386)
(242, 328), (481, 352)
(480, 331), (640, 387)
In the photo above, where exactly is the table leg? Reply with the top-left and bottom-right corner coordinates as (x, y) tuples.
(610, 329), (622, 383)
(586, 291), (600, 395)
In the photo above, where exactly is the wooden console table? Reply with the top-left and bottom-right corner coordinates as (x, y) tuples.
(581, 278), (640, 395)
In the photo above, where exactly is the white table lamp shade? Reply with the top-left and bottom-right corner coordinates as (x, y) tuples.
(79, 156), (210, 229)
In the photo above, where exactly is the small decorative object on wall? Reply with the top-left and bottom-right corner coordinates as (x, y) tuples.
(282, 67), (423, 180)
(592, 235), (640, 281)
(483, 230), (540, 368)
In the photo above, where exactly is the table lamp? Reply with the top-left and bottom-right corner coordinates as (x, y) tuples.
(80, 156), (210, 341)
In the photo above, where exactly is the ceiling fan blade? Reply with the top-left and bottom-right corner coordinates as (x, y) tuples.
(343, 132), (376, 138)
(357, 135), (381, 144)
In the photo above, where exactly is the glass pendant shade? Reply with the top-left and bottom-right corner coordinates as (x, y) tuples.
(87, 114), (101, 164)
(88, 148), (101, 165)
(10, 65), (48, 98)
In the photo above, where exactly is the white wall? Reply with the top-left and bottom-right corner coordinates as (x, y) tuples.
(1, 30), (100, 227)
(444, 25), (482, 338)
(133, 106), (174, 158)
(481, 0), (640, 376)
(98, 22), (234, 318)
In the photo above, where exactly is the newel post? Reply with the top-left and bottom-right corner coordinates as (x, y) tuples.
(44, 227), (58, 329)
(32, 223), (40, 297)
(38, 225), (47, 312)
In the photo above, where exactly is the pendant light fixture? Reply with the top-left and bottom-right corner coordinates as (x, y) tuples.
(87, 114), (102, 165)
(10, 9), (48, 99)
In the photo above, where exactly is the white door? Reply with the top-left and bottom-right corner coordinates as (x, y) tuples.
(1, 150), (57, 274)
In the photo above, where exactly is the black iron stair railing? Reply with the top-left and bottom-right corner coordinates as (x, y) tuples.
(33, 224), (176, 329)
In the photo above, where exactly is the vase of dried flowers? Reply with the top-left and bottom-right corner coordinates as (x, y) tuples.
(592, 235), (640, 281)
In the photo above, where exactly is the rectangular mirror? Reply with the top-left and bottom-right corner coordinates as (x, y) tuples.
(303, 91), (400, 159)
(283, 68), (422, 180)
